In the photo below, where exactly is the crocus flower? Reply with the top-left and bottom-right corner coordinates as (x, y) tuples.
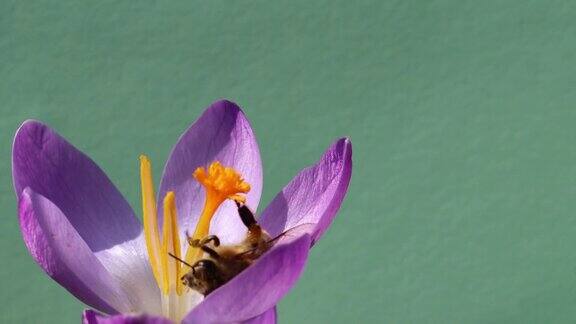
(12, 100), (352, 324)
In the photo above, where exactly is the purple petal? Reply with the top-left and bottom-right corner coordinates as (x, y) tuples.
(183, 233), (311, 323)
(12, 120), (143, 252)
(260, 138), (352, 243)
(19, 188), (135, 314)
(12, 121), (160, 313)
(158, 100), (263, 245)
(83, 310), (172, 324)
(241, 308), (277, 324)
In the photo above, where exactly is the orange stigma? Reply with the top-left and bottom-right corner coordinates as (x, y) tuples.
(185, 161), (250, 264)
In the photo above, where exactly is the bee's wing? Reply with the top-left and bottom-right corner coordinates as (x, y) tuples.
(268, 222), (316, 244)
(236, 223), (316, 259)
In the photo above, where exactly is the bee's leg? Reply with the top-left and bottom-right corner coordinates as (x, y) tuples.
(199, 245), (221, 260)
(200, 235), (220, 247)
(185, 232), (220, 247)
(235, 201), (257, 229)
(185, 231), (199, 247)
(235, 201), (270, 244)
(185, 232), (222, 258)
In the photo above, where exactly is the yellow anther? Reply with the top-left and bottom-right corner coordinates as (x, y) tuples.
(140, 156), (184, 296)
(140, 155), (162, 287)
(160, 192), (183, 295)
(185, 161), (250, 264)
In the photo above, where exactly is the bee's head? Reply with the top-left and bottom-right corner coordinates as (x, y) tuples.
(181, 260), (221, 296)
(180, 273), (191, 288)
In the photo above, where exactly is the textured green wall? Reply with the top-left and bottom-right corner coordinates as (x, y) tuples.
(2, 1), (576, 323)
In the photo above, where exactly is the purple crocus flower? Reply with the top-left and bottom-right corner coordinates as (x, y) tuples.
(12, 100), (352, 324)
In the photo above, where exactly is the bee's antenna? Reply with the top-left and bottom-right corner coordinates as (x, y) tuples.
(168, 252), (195, 269)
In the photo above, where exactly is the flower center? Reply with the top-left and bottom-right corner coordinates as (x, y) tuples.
(185, 161), (250, 264)
(139, 156), (249, 322)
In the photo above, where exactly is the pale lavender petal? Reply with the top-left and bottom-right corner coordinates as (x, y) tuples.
(260, 138), (352, 243)
(83, 310), (172, 324)
(159, 100), (263, 245)
(183, 233), (311, 324)
(12, 120), (142, 252)
(12, 120), (161, 312)
(19, 188), (135, 314)
(241, 307), (277, 324)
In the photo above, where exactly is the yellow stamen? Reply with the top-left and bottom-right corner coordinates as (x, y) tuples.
(185, 161), (250, 264)
(160, 192), (183, 295)
(140, 155), (162, 286)
(140, 156), (184, 296)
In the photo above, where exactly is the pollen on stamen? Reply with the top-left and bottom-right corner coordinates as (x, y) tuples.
(193, 161), (250, 203)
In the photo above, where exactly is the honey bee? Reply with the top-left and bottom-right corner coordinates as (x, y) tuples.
(169, 202), (277, 296)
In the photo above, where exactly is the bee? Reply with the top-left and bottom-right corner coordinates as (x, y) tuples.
(170, 202), (278, 296)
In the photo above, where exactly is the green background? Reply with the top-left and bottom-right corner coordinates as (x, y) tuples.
(2, 1), (576, 323)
